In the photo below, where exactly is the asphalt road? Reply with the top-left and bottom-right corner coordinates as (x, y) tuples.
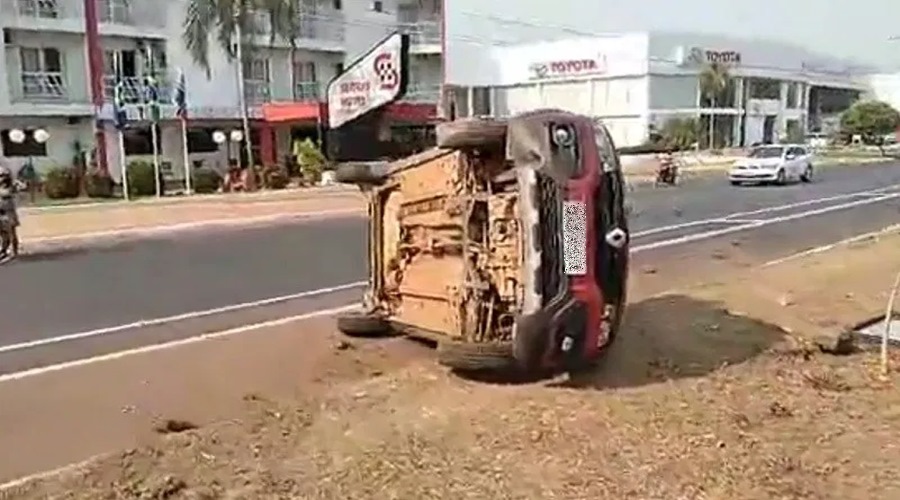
(2, 160), (900, 374)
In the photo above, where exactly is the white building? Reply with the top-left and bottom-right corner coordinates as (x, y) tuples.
(443, 32), (869, 147)
(0, 0), (442, 180)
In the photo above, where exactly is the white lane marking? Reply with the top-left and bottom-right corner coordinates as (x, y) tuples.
(631, 192), (900, 253)
(7, 187), (900, 354)
(0, 304), (359, 384)
(630, 185), (899, 238)
(23, 208), (364, 245)
(0, 453), (111, 493)
(0, 281), (367, 354)
(761, 223), (900, 267)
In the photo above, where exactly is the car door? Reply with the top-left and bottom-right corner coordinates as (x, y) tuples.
(784, 147), (802, 178)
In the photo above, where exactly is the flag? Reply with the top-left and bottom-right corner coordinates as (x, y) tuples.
(143, 44), (161, 123)
(112, 53), (128, 130)
(174, 69), (187, 120)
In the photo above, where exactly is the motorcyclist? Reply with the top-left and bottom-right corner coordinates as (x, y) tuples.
(0, 166), (20, 258)
(656, 148), (677, 185)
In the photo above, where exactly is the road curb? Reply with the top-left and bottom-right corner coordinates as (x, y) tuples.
(20, 186), (361, 214)
(18, 208), (365, 255)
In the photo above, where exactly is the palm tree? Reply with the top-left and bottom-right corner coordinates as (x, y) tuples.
(182, 0), (298, 76)
(182, 0), (298, 168)
(698, 62), (730, 149)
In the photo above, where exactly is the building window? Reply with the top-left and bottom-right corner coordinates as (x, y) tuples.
(1, 129), (49, 157)
(186, 128), (221, 154)
(372, 0), (382, 12)
(786, 83), (798, 108)
(748, 78), (781, 100)
(332, 0), (341, 9)
(19, 46), (65, 99)
(123, 125), (162, 156)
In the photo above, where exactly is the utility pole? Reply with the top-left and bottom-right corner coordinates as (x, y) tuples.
(234, 6), (254, 169)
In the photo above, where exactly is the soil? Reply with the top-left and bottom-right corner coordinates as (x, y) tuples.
(7, 234), (900, 499)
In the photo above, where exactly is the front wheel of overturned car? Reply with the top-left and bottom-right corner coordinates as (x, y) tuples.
(336, 311), (392, 338)
(437, 340), (514, 372)
(334, 162), (388, 187)
(435, 117), (507, 149)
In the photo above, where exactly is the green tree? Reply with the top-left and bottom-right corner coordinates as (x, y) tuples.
(659, 117), (700, 151)
(182, 0), (298, 76)
(698, 62), (730, 149)
(840, 100), (900, 155)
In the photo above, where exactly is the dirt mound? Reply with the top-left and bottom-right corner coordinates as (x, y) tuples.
(10, 348), (900, 499)
(8, 230), (900, 499)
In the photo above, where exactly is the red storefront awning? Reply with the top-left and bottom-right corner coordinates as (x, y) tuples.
(261, 101), (438, 125)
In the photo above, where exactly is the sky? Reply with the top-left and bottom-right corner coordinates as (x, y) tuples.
(445, 0), (900, 70)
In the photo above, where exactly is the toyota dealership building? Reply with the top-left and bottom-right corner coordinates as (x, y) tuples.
(442, 31), (870, 148)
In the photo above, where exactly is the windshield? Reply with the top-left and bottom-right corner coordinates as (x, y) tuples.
(749, 146), (784, 159)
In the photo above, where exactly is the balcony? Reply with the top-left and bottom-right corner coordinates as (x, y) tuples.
(14, 0), (61, 18)
(398, 20), (440, 46)
(294, 81), (321, 101)
(14, 71), (68, 101)
(102, 75), (172, 105)
(245, 10), (344, 49)
(404, 83), (440, 103)
(97, 0), (166, 32)
(244, 80), (271, 105)
(1, 0), (164, 33)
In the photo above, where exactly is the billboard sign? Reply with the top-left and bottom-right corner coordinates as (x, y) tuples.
(327, 32), (409, 128)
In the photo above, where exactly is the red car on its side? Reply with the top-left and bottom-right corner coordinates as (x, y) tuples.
(334, 110), (629, 374)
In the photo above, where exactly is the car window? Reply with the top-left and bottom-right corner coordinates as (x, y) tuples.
(795, 147), (807, 155)
(749, 146), (783, 158)
(594, 121), (621, 172)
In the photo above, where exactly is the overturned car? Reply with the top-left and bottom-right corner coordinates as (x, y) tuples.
(335, 109), (630, 374)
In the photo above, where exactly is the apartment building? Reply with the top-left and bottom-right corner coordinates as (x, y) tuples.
(0, 0), (443, 180)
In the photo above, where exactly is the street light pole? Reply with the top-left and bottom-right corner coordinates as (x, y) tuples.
(234, 7), (254, 170)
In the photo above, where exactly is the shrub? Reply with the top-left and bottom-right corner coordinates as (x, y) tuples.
(296, 138), (326, 183)
(42, 165), (79, 199)
(257, 164), (289, 190)
(192, 168), (221, 194)
(126, 159), (157, 197)
(84, 169), (115, 198)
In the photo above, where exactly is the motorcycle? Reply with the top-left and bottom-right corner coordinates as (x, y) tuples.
(655, 153), (679, 186)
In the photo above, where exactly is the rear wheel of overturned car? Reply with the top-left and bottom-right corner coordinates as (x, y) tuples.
(334, 163), (388, 187)
(435, 117), (507, 149)
(436, 340), (515, 372)
(336, 311), (392, 338)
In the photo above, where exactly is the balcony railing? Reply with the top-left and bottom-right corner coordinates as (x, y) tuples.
(5, 0), (163, 28)
(294, 81), (321, 101)
(17, 71), (67, 101)
(405, 83), (440, 103)
(297, 14), (345, 43)
(246, 11), (344, 44)
(244, 80), (271, 104)
(15, 0), (61, 18)
(397, 21), (440, 45)
(97, 0), (165, 29)
(103, 75), (172, 104)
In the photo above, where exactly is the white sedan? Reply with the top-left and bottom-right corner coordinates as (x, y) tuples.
(729, 144), (814, 186)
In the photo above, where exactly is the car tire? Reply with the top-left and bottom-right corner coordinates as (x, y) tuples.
(437, 340), (514, 372)
(775, 169), (786, 185)
(336, 311), (392, 338)
(334, 162), (388, 186)
(435, 117), (507, 149)
(800, 164), (813, 183)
